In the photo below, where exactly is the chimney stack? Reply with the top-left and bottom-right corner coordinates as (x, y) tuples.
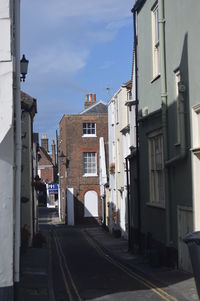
(41, 134), (49, 153)
(84, 93), (96, 109)
(51, 140), (56, 165)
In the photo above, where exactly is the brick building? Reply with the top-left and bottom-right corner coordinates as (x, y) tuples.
(59, 94), (108, 224)
(38, 134), (56, 183)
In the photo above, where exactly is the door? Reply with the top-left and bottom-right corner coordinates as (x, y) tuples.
(84, 190), (98, 217)
(178, 206), (193, 272)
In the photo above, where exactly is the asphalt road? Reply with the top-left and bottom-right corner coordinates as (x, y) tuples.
(39, 207), (178, 301)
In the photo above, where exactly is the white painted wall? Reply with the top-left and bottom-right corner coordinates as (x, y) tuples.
(0, 0), (17, 289)
(108, 85), (131, 238)
(67, 188), (74, 225)
(108, 100), (116, 231)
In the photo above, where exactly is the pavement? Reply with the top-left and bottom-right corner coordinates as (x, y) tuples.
(84, 226), (199, 301)
(18, 221), (199, 301)
(18, 239), (53, 301)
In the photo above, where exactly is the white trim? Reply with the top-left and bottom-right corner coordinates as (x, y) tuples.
(191, 104), (200, 230)
(82, 134), (97, 138)
(174, 69), (181, 144)
(83, 152), (97, 175)
(83, 174), (98, 177)
(148, 131), (165, 207)
(38, 164), (53, 169)
(151, 2), (160, 78)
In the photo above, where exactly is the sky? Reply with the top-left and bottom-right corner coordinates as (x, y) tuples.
(21, 1), (134, 144)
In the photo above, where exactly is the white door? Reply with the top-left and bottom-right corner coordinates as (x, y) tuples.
(178, 206), (193, 272)
(67, 188), (74, 225)
(84, 190), (98, 217)
(120, 191), (126, 233)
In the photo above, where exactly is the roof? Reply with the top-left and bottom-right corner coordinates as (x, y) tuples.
(79, 100), (108, 115)
(38, 146), (54, 166)
(21, 91), (37, 117)
(132, 0), (146, 12)
(122, 80), (132, 90)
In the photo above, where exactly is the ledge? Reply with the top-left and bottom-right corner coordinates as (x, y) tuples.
(151, 74), (161, 84)
(146, 202), (165, 210)
(191, 147), (200, 159)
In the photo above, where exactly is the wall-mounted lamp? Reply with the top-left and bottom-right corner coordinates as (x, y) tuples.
(59, 151), (65, 164)
(59, 151), (70, 167)
(20, 54), (29, 82)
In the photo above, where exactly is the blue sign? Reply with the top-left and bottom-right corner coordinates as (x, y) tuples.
(48, 183), (58, 194)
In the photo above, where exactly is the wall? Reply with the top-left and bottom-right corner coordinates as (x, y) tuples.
(21, 112), (33, 241)
(0, 0), (16, 297)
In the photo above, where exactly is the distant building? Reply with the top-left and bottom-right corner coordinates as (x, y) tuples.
(108, 81), (133, 239)
(21, 91), (37, 240)
(59, 93), (108, 224)
(38, 134), (58, 205)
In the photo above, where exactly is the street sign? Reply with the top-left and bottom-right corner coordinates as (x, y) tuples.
(48, 183), (58, 194)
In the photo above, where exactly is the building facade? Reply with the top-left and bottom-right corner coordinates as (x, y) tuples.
(21, 91), (37, 242)
(0, 1), (21, 299)
(38, 134), (58, 206)
(59, 94), (108, 224)
(108, 81), (132, 239)
(131, 0), (200, 271)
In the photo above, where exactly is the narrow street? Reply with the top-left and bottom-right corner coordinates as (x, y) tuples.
(39, 207), (182, 301)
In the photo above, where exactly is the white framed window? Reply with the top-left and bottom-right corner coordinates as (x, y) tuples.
(82, 123), (96, 137)
(83, 152), (97, 176)
(151, 2), (160, 78)
(174, 69), (181, 144)
(148, 131), (165, 207)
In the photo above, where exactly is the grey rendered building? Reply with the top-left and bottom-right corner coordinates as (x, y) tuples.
(130, 0), (200, 271)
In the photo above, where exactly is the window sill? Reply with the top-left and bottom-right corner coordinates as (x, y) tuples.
(82, 135), (97, 138)
(151, 74), (160, 83)
(146, 202), (165, 209)
(83, 174), (98, 178)
(174, 142), (180, 147)
(191, 147), (200, 159)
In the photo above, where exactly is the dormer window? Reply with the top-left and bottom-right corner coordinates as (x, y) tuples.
(82, 123), (96, 137)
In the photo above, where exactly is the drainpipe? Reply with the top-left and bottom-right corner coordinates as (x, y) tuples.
(165, 84), (186, 166)
(132, 7), (141, 251)
(158, 0), (170, 245)
(14, 0), (21, 292)
(125, 157), (131, 250)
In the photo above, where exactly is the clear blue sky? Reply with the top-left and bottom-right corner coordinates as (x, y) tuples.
(21, 1), (134, 144)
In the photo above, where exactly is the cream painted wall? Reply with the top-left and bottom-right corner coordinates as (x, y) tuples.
(108, 86), (130, 238)
(0, 0), (15, 289)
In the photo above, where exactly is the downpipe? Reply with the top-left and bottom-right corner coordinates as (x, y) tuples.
(14, 0), (21, 287)
(158, 0), (171, 246)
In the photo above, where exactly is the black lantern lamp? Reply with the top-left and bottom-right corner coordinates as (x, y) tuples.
(20, 54), (29, 82)
(59, 151), (70, 167)
(59, 151), (66, 165)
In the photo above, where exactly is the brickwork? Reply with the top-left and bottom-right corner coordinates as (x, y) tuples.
(59, 108), (108, 224)
(40, 167), (54, 183)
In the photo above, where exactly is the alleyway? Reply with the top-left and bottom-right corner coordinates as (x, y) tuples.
(28, 207), (197, 301)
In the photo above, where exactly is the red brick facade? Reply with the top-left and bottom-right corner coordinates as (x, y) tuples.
(59, 103), (108, 224)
